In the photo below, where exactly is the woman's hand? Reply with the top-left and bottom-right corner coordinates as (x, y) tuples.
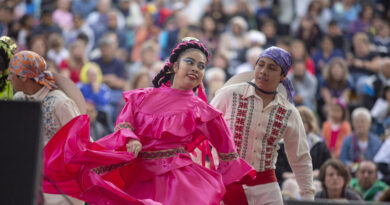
(126, 139), (142, 157)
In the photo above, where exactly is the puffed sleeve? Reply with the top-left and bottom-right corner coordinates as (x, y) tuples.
(96, 89), (150, 150)
(198, 109), (256, 185)
(283, 107), (315, 200)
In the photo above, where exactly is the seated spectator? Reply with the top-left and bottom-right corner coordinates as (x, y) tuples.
(287, 60), (317, 110)
(318, 58), (352, 122)
(30, 8), (62, 39)
(93, 33), (127, 91)
(235, 46), (262, 75)
(322, 100), (351, 158)
(327, 20), (346, 53)
(371, 86), (390, 134)
(290, 39), (315, 76)
(374, 127), (390, 185)
(350, 160), (388, 201)
(64, 13), (95, 56)
(261, 18), (278, 49)
(47, 33), (69, 66)
(204, 67), (226, 101)
(218, 16), (248, 67)
(347, 4), (374, 37)
(347, 32), (382, 98)
(378, 188), (390, 202)
(340, 107), (382, 170)
(363, 58), (390, 110)
(200, 15), (220, 54)
(372, 21), (390, 57)
(331, 0), (361, 31)
(295, 16), (322, 54)
(78, 62), (111, 111)
(311, 35), (344, 77)
(86, 101), (109, 141)
(315, 159), (363, 201)
(129, 40), (161, 78)
(78, 62), (113, 132)
(276, 106), (331, 185)
(52, 0), (73, 32)
(59, 39), (87, 83)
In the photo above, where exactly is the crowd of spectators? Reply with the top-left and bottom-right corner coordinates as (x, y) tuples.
(1, 0), (390, 202)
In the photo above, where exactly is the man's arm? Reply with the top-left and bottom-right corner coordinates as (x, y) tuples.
(283, 107), (315, 200)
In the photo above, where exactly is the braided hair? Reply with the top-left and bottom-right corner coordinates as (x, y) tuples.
(0, 37), (15, 92)
(152, 38), (210, 88)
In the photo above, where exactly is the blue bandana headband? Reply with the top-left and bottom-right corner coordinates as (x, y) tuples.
(258, 46), (295, 103)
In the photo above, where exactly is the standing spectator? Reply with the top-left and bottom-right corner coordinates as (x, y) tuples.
(322, 100), (351, 158)
(287, 60), (318, 110)
(350, 160), (388, 201)
(315, 159), (363, 201)
(52, 0), (73, 32)
(58, 39), (87, 83)
(340, 107), (382, 170)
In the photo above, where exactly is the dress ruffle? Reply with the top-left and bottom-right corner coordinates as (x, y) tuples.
(121, 87), (221, 139)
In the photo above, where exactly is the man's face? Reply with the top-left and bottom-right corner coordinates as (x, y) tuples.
(356, 161), (377, 190)
(254, 57), (286, 92)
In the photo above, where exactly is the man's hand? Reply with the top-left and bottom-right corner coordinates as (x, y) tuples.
(126, 139), (142, 157)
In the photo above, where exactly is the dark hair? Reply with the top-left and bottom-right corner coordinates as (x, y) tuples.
(152, 39), (209, 88)
(318, 159), (351, 192)
(0, 39), (14, 91)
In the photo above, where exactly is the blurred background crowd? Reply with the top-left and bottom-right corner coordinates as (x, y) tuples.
(1, 0), (390, 203)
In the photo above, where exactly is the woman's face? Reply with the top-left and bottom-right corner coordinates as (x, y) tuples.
(172, 49), (206, 90)
(353, 114), (371, 136)
(203, 17), (216, 32)
(31, 39), (46, 57)
(135, 74), (150, 89)
(290, 42), (305, 59)
(329, 104), (343, 122)
(330, 64), (344, 81)
(324, 166), (345, 192)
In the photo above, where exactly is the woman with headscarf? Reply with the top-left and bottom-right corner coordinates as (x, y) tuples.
(211, 46), (315, 204)
(42, 38), (255, 204)
(7, 50), (83, 205)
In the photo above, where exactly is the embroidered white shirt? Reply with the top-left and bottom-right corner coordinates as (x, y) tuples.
(14, 87), (80, 145)
(211, 81), (315, 199)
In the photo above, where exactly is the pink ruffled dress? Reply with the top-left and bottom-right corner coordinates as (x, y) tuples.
(43, 85), (255, 205)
